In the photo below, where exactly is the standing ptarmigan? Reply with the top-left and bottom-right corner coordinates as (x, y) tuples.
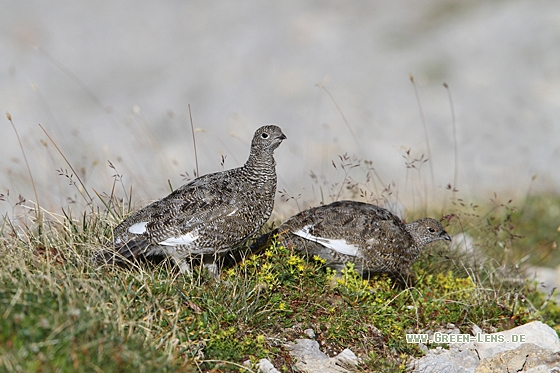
(95, 125), (286, 274)
(254, 200), (450, 278)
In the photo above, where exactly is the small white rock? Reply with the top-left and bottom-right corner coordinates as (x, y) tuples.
(471, 324), (482, 336)
(303, 328), (316, 339)
(257, 358), (281, 373)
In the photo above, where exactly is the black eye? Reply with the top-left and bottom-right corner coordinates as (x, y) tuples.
(428, 227), (436, 233)
(261, 133), (269, 139)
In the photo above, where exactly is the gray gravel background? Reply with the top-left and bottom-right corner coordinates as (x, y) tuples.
(2, 0), (559, 217)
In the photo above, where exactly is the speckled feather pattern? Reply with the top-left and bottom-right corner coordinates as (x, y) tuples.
(275, 200), (451, 275)
(101, 125), (286, 270)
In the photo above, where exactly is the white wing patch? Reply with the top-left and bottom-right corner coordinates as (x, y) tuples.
(159, 231), (199, 246)
(128, 222), (148, 234)
(292, 225), (362, 257)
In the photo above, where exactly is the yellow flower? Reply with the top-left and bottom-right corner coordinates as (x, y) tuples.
(312, 255), (326, 264)
(287, 255), (302, 266)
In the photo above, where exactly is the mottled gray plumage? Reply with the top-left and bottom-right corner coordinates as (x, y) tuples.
(260, 200), (450, 276)
(96, 125), (286, 274)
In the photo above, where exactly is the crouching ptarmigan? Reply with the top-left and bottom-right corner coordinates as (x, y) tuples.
(94, 125), (286, 275)
(254, 200), (450, 281)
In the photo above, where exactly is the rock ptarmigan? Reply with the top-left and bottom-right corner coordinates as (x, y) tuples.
(255, 200), (450, 279)
(96, 125), (286, 275)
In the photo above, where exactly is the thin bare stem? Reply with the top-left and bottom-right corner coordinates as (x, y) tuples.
(33, 43), (106, 111)
(335, 170), (350, 201)
(202, 360), (255, 372)
(370, 167), (387, 190)
(107, 160), (129, 206)
(6, 113), (41, 222)
(39, 123), (94, 204)
(108, 174), (118, 210)
(188, 104), (199, 177)
(316, 83), (360, 148)
(128, 185), (133, 215)
(92, 188), (118, 222)
(410, 75), (435, 193)
(444, 82), (459, 201)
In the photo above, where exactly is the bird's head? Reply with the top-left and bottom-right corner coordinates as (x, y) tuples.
(407, 218), (451, 247)
(251, 125), (287, 152)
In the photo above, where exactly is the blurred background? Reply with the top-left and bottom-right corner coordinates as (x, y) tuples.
(1, 0), (560, 219)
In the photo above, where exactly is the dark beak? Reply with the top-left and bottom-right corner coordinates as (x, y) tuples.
(441, 231), (452, 241)
(278, 133), (287, 140)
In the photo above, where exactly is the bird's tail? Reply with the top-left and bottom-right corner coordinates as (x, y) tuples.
(249, 228), (279, 255)
(91, 239), (150, 266)
(218, 229), (279, 270)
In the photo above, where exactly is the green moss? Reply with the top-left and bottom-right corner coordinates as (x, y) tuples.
(510, 195), (560, 267)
